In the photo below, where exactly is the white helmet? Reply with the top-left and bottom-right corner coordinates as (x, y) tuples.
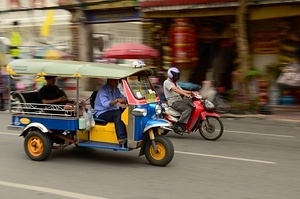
(132, 60), (146, 68)
(167, 67), (180, 81)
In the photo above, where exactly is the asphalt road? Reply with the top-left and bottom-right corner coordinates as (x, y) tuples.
(0, 112), (300, 199)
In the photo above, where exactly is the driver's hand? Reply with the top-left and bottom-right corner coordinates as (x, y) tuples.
(117, 98), (127, 104)
(185, 93), (192, 99)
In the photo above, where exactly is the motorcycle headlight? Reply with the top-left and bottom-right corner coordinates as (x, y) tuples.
(204, 99), (215, 112)
(155, 104), (162, 115)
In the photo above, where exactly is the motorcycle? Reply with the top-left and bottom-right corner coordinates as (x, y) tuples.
(160, 92), (224, 141)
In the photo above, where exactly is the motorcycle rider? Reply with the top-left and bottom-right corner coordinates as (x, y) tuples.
(163, 67), (193, 133)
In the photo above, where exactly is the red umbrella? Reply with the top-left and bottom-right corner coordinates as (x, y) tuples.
(103, 42), (159, 59)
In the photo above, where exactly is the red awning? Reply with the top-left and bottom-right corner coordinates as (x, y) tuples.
(103, 42), (159, 59)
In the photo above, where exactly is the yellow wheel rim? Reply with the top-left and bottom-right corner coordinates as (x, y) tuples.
(149, 142), (166, 161)
(27, 136), (44, 157)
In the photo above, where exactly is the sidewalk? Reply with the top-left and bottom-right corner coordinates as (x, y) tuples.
(221, 105), (300, 123)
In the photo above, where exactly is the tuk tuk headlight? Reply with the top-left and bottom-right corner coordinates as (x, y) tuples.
(155, 104), (162, 115)
(131, 108), (147, 116)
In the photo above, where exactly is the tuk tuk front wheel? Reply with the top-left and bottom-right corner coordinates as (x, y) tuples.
(144, 136), (174, 166)
(24, 130), (52, 161)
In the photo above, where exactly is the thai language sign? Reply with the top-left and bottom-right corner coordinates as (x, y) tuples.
(253, 31), (279, 54)
(86, 9), (140, 23)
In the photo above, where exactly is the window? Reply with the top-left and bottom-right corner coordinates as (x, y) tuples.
(127, 76), (157, 101)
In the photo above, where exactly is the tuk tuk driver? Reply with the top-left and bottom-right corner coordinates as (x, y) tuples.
(94, 78), (128, 145)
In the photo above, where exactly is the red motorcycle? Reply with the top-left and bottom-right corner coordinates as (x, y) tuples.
(161, 92), (224, 141)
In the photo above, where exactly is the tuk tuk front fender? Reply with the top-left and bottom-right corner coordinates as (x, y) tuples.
(139, 119), (170, 157)
(20, 122), (49, 137)
(143, 118), (171, 133)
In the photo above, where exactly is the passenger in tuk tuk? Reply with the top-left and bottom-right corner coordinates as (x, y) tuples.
(94, 78), (128, 145)
(38, 76), (75, 110)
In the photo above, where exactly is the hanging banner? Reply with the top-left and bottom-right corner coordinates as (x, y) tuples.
(40, 10), (54, 37)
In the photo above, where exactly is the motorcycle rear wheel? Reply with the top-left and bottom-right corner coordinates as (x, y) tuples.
(199, 116), (223, 141)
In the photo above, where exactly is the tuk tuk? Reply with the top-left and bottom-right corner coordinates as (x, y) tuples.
(7, 59), (174, 166)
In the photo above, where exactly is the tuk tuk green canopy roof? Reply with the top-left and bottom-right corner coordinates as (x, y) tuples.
(7, 59), (154, 78)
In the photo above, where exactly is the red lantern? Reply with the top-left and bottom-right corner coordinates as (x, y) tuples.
(169, 18), (197, 67)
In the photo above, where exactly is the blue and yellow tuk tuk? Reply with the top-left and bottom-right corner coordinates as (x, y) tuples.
(7, 59), (174, 166)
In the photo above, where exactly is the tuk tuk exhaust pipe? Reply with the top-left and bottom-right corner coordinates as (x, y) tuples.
(148, 129), (158, 153)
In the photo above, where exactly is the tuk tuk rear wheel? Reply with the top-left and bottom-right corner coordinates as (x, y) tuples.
(144, 136), (174, 166)
(24, 130), (52, 161)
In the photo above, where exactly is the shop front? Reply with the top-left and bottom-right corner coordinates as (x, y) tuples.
(141, 0), (300, 105)
(140, 0), (237, 87)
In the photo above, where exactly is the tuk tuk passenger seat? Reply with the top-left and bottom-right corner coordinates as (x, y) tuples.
(93, 117), (108, 125)
(11, 91), (43, 113)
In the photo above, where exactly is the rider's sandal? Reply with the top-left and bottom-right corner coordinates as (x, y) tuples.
(174, 125), (184, 136)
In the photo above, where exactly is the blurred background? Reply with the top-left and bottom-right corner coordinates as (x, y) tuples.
(1, 0), (300, 112)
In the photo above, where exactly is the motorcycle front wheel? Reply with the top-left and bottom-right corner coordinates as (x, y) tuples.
(199, 116), (223, 141)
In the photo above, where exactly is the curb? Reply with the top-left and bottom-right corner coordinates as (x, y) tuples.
(220, 113), (264, 119)
(221, 113), (300, 123)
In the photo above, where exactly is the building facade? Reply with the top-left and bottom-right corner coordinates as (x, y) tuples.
(140, 0), (300, 104)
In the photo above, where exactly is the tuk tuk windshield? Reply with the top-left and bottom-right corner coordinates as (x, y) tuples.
(127, 75), (157, 100)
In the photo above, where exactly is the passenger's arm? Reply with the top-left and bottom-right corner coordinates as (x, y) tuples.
(42, 96), (67, 104)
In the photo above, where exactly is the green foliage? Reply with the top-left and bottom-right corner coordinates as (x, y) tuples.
(246, 68), (260, 79)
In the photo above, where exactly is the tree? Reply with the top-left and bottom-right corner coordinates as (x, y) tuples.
(233, 0), (251, 106)
(236, 0), (250, 74)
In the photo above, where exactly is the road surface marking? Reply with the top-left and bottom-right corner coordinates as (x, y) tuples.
(0, 180), (108, 199)
(225, 130), (295, 138)
(0, 131), (19, 136)
(175, 151), (276, 164)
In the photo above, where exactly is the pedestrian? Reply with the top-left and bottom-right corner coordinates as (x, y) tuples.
(0, 69), (5, 110)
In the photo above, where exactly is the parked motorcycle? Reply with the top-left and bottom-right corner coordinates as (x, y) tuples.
(199, 81), (231, 114)
(161, 92), (224, 141)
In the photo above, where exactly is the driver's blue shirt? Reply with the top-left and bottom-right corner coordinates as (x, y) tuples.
(94, 84), (125, 117)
